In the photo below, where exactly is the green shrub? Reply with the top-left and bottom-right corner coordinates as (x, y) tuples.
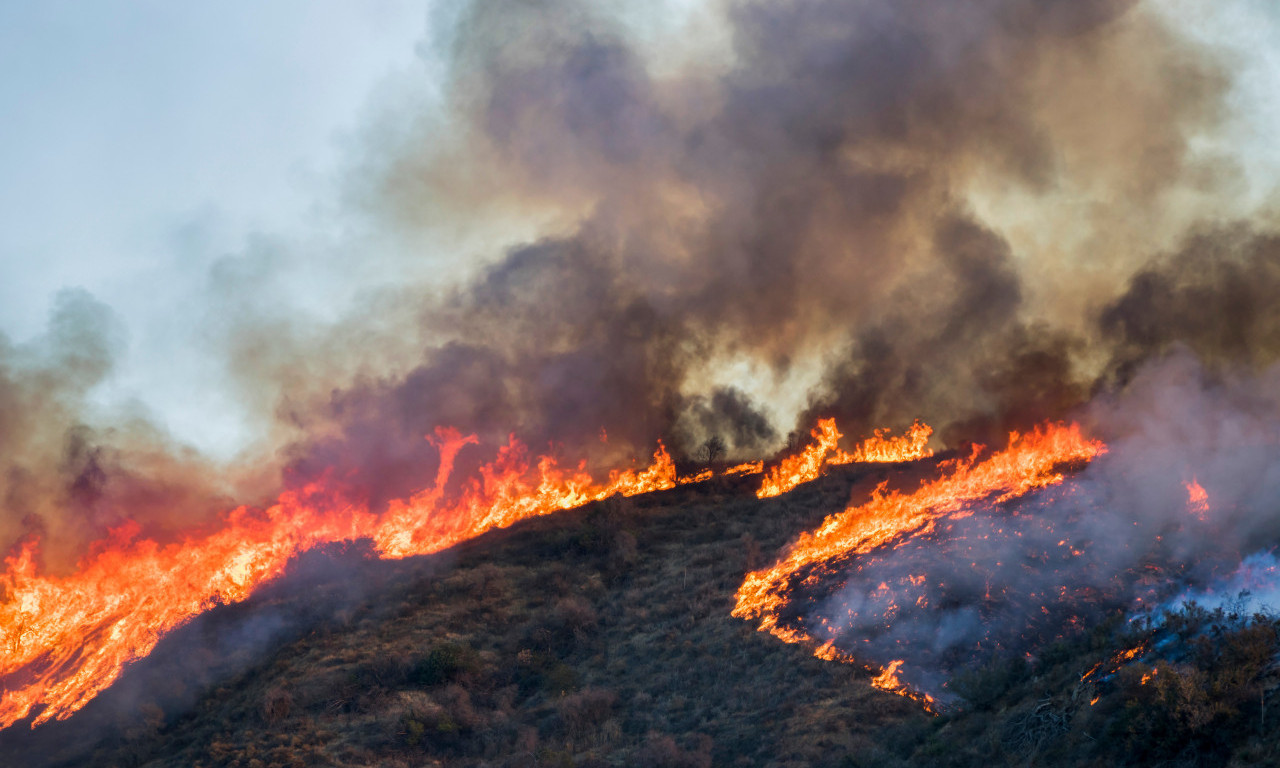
(412, 642), (482, 687)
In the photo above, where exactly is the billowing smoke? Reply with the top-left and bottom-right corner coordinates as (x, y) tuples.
(0, 291), (263, 573)
(271, 0), (1249, 509)
(2, 0), (1275, 574)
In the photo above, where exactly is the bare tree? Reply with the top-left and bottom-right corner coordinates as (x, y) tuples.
(701, 435), (726, 464)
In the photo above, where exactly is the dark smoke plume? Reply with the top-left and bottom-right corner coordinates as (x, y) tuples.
(270, 0), (1247, 515)
(2, 0), (1272, 568)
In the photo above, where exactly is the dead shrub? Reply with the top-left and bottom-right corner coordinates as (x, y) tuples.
(261, 685), (293, 724)
(634, 731), (713, 768)
(552, 596), (598, 638)
(557, 687), (617, 737)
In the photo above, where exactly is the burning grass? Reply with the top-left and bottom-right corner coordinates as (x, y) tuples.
(0, 418), (930, 732)
(6, 450), (1280, 767)
(2, 469), (929, 767)
(735, 423), (1107, 701)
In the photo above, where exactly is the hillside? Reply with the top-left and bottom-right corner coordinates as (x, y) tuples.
(7, 457), (1280, 768)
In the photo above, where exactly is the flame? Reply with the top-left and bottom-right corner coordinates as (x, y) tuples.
(1186, 478), (1209, 520)
(678, 469), (714, 485)
(830, 420), (934, 466)
(0, 429), (676, 730)
(757, 419), (933, 499)
(870, 659), (907, 692)
(724, 461), (764, 476)
(0, 417), (949, 729)
(733, 422), (1106, 700)
(867, 659), (935, 707)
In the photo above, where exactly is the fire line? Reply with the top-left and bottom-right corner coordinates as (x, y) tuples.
(733, 422), (1106, 703)
(0, 418), (929, 730)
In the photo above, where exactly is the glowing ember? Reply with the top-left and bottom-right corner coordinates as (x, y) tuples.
(733, 423), (1107, 702)
(757, 418), (933, 499)
(0, 430), (675, 730)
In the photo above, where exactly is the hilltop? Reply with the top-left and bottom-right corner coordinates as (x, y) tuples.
(6, 456), (1280, 768)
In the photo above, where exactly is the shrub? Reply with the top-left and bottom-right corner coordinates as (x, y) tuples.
(557, 688), (618, 737)
(951, 655), (1030, 711)
(261, 686), (293, 724)
(551, 596), (598, 642)
(412, 642), (483, 687)
(632, 731), (714, 768)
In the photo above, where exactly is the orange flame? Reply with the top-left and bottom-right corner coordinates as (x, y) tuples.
(734, 422), (1106, 699)
(1186, 478), (1209, 520)
(870, 659), (907, 692)
(830, 420), (934, 466)
(866, 659), (935, 707)
(756, 419), (933, 499)
(678, 469), (714, 485)
(0, 430), (675, 730)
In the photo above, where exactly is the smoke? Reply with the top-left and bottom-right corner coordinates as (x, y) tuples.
(1100, 225), (1280, 379)
(0, 291), (261, 573)
(3, 0), (1276, 568)
(271, 0), (1251, 507)
(802, 350), (1280, 697)
(1160, 551), (1280, 615)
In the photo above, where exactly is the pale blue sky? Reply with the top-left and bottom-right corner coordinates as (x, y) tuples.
(0, 1), (432, 332)
(0, 1), (434, 454)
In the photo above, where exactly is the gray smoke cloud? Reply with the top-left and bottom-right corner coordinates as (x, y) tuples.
(0, 291), (260, 572)
(273, 0), (1255, 509)
(3, 0), (1276, 565)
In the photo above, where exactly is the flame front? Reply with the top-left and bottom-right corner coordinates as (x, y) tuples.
(0, 418), (940, 730)
(733, 423), (1107, 699)
(0, 429), (676, 730)
(756, 418), (933, 499)
(1186, 478), (1210, 520)
(870, 659), (907, 693)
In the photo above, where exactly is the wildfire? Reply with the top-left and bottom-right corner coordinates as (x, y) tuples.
(0, 415), (945, 731)
(867, 659), (935, 708)
(870, 659), (907, 692)
(0, 429), (676, 730)
(724, 461), (764, 476)
(757, 418), (933, 499)
(1186, 478), (1209, 520)
(733, 422), (1107, 701)
(678, 469), (714, 485)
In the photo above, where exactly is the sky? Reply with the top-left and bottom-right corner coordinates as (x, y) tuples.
(1, 0), (1279, 463)
(0, 1), (434, 456)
